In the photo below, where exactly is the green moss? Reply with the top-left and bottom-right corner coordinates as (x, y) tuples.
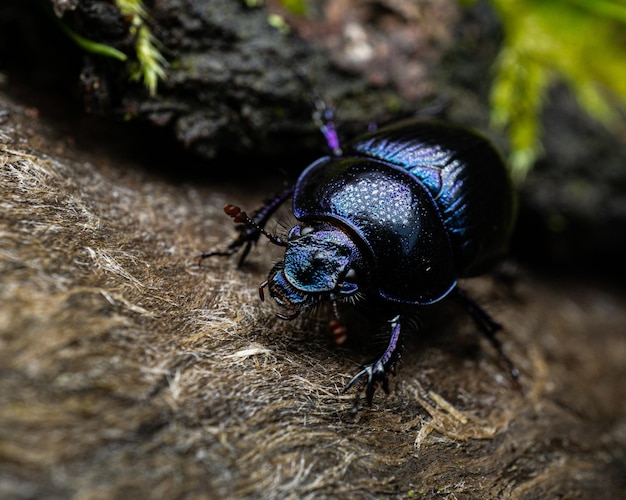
(278, 0), (308, 16)
(116, 0), (167, 96)
(484, 0), (626, 180)
(42, 0), (128, 61)
(56, 24), (128, 62)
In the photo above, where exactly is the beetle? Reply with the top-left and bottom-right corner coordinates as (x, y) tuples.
(202, 109), (518, 407)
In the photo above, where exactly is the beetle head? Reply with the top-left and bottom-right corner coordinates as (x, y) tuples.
(264, 223), (364, 318)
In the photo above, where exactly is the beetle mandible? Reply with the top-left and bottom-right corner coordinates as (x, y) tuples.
(202, 106), (518, 407)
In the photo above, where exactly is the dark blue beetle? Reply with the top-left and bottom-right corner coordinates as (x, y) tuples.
(203, 114), (518, 407)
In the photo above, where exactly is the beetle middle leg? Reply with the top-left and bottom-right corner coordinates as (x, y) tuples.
(344, 315), (404, 409)
(200, 185), (294, 267)
(452, 287), (520, 381)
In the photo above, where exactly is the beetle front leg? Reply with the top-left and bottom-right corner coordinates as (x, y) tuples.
(344, 315), (403, 407)
(200, 185), (294, 267)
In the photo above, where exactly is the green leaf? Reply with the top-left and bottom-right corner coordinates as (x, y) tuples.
(487, 0), (626, 179)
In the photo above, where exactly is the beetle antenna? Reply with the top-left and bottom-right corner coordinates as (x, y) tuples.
(312, 95), (342, 157)
(223, 204), (287, 247)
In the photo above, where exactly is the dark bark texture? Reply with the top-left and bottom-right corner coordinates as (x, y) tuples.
(45, 0), (455, 162)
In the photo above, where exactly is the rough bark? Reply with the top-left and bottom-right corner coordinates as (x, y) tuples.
(39, 0), (458, 162)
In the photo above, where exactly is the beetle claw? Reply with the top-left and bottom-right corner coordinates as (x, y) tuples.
(344, 359), (392, 407)
(276, 310), (300, 321)
(344, 316), (403, 409)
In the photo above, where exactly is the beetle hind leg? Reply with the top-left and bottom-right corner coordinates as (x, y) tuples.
(452, 287), (520, 381)
(344, 315), (403, 409)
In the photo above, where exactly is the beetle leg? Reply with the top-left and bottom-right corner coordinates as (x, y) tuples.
(344, 315), (403, 407)
(199, 185), (295, 267)
(328, 319), (348, 345)
(327, 300), (348, 345)
(312, 97), (342, 156)
(452, 287), (520, 381)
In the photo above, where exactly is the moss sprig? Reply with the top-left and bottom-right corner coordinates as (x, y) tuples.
(116, 0), (167, 96)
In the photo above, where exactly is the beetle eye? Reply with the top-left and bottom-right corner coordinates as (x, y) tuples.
(288, 225), (314, 240)
(337, 268), (358, 295)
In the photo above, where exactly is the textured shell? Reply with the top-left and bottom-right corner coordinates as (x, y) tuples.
(293, 157), (456, 305)
(349, 120), (516, 277)
(292, 120), (515, 305)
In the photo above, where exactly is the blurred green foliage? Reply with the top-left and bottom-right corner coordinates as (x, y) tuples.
(48, 0), (626, 171)
(277, 0), (308, 15)
(486, 0), (626, 180)
(41, 0), (128, 61)
(278, 0), (626, 180)
(116, 0), (167, 96)
(45, 0), (166, 96)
